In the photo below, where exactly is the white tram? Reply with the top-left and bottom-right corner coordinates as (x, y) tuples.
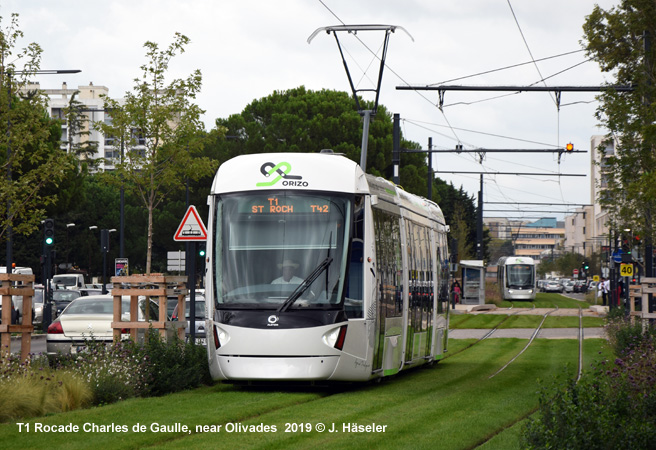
(204, 151), (451, 382)
(497, 256), (537, 301)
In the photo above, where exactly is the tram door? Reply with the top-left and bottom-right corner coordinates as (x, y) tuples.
(371, 208), (404, 375)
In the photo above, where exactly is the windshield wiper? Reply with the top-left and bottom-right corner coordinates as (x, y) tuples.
(277, 257), (333, 313)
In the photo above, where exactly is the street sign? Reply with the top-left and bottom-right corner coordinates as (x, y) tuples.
(612, 249), (623, 263)
(573, 269), (579, 275)
(174, 205), (208, 241)
(620, 263), (634, 277)
(167, 251), (186, 272)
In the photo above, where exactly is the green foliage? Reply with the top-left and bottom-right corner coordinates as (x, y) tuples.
(583, 1), (656, 238)
(522, 336), (656, 449)
(522, 313), (656, 449)
(210, 86), (487, 260)
(53, 333), (211, 405)
(0, 13), (78, 242)
(95, 32), (218, 273)
(0, 354), (91, 422)
(139, 330), (211, 396)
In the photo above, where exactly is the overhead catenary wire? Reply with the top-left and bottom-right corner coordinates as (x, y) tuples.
(316, 0), (593, 217)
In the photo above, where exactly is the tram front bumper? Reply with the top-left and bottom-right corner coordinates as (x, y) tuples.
(217, 355), (340, 380)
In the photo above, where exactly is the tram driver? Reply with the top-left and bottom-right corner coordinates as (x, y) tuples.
(271, 260), (303, 285)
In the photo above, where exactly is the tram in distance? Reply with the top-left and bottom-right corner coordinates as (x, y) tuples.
(497, 256), (537, 301)
(203, 151), (452, 382)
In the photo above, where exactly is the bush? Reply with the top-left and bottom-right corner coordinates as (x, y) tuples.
(0, 354), (91, 422)
(605, 306), (656, 358)
(55, 339), (149, 406)
(522, 317), (656, 448)
(139, 330), (211, 397)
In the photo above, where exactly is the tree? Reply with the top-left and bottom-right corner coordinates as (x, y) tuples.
(0, 13), (75, 245)
(97, 33), (218, 274)
(583, 1), (656, 239)
(63, 91), (99, 164)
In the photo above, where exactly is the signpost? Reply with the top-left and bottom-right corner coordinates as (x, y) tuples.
(173, 206), (208, 345)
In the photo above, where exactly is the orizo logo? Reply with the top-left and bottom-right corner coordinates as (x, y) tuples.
(256, 162), (307, 187)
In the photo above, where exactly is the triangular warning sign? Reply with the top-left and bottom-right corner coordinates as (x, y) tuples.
(174, 205), (208, 241)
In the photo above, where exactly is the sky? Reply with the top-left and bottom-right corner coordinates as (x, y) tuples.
(2, 0), (619, 221)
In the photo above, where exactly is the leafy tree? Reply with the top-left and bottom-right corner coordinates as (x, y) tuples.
(209, 86), (487, 259)
(96, 33), (218, 274)
(583, 1), (656, 239)
(63, 91), (99, 165)
(0, 12), (75, 249)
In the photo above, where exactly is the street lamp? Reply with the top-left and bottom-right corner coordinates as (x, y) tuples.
(4, 69), (81, 273)
(65, 223), (75, 270)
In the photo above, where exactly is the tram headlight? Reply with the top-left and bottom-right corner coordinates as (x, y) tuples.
(213, 325), (229, 349)
(323, 325), (347, 350)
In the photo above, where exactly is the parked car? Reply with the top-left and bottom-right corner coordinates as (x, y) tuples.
(46, 295), (160, 356)
(564, 280), (576, 293)
(544, 280), (564, 293)
(171, 295), (206, 346)
(573, 280), (588, 293)
(52, 289), (82, 317)
(32, 287), (56, 325)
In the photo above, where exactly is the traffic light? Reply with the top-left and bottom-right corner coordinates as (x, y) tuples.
(198, 242), (206, 257)
(583, 261), (589, 270)
(566, 143), (574, 152)
(44, 219), (55, 246)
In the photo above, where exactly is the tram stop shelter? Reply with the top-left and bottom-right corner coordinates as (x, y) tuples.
(460, 260), (486, 305)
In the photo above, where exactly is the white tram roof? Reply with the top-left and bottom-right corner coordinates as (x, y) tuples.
(211, 151), (447, 226)
(499, 256), (536, 265)
(211, 152), (369, 195)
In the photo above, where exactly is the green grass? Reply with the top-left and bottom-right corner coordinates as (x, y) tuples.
(497, 292), (592, 309)
(450, 314), (605, 329)
(0, 339), (612, 450)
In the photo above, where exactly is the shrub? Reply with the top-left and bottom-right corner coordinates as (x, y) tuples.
(0, 354), (91, 422)
(605, 306), (656, 358)
(138, 330), (211, 397)
(522, 318), (656, 448)
(55, 339), (149, 406)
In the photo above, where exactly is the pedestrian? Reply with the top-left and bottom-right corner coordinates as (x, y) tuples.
(451, 280), (461, 304)
(601, 277), (610, 306)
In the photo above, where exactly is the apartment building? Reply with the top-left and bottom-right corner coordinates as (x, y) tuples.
(34, 82), (143, 172)
(562, 135), (615, 257)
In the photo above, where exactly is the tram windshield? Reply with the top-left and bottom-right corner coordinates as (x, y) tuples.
(213, 192), (352, 310)
(506, 264), (534, 288)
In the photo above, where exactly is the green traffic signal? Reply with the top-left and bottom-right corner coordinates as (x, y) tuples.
(198, 243), (206, 257)
(44, 218), (55, 246)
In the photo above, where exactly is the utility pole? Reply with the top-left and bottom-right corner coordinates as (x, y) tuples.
(427, 137), (433, 201)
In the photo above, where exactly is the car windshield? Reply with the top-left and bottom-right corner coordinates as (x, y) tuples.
(185, 300), (205, 319)
(53, 291), (81, 302)
(213, 192), (351, 310)
(64, 298), (114, 315)
(62, 297), (159, 320)
(54, 276), (79, 287)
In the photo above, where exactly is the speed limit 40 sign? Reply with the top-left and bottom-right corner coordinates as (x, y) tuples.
(620, 263), (634, 277)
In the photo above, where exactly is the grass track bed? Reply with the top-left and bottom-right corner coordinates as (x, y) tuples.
(1, 338), (612, 450)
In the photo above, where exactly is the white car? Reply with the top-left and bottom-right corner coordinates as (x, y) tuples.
(564, 281), (576, 293)
(544, 281), (564, 293)
(46, 295), (159, 356)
